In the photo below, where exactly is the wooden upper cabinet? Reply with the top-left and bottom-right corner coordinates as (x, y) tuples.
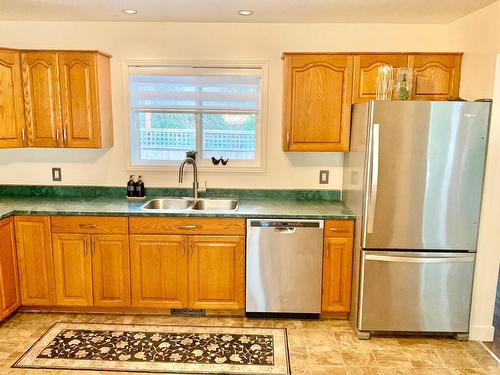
(282, 53), (353, 152)
(130, 235), (188, 309)
(18, 49), (112, 149)
(58, 52), (113, 148)
(409, 54), (462, 100)
(0, 49), (26, 148)
(352, 54), (409, 103)
(0, 218), (21, 320)
(92, 234), (131, 308)
(14, 216), (55, 306)
(188, 236), (245, 310)
(21, 52), (63, 147)
(52, 233), (93, 307)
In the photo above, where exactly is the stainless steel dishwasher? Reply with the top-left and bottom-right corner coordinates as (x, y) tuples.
(246, 219), (324, 318)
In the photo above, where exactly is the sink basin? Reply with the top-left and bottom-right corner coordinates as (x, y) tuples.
(140, 197), (238, 211)
(191, 199), (238, 211)
(141, 198), (194, 210)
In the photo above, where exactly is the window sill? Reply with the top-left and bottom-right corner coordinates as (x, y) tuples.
(126, 164), (266, 174)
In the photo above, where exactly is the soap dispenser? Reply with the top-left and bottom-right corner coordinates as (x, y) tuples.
(127, 175), (135, 197)
(135, 176), (145, 197)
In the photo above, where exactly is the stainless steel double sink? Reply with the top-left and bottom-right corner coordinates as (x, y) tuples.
(141, 197), (238, 212)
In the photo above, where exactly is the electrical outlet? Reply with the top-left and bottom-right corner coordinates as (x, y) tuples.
(319, 170), (329, 184)
(52, 167), (62, 182)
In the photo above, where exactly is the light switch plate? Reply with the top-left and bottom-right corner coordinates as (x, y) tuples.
(319, 170), (329, 184)
(52, 167), (62, 182)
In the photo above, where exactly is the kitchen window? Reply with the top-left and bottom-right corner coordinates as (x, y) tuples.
(125, 62), (267, 171)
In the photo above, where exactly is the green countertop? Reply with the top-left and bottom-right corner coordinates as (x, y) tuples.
(0, 196), (355, 220)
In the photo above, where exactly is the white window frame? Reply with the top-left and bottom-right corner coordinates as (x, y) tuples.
(122, 59), (268, 173)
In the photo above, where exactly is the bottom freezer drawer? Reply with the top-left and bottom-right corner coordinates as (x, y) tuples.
(359, 251), (474, 333)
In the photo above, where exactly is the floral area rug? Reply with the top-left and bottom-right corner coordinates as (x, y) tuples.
(13, 322), (291, 374)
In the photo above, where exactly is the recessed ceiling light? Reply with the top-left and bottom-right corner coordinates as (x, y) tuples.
(122, 9), (138, 15)
(238, 10), (254, 16)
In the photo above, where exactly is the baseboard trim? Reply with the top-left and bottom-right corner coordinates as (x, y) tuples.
(18, 306), (244, 317)
(469, 324), (495, 341)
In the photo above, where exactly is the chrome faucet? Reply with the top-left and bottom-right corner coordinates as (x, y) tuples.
(178, 157), (200, 199)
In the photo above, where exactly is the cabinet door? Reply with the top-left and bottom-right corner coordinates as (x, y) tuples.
(188, 236), (245, 310)
(283, 54), (353, 151)
(409, 54), (462, 100)
(130, 235), (188, 308)
(52, 233), (93, 307)
(0, 218), (20, 320)
(0, 50), (26, 148)
(322, 237), (353, 313)
(14, 216), (55, 306)
(92, 234), (131, 308)
(21, 52), (62, 147)
(352, 54), (409, 103)
(58, 52), (101, 148)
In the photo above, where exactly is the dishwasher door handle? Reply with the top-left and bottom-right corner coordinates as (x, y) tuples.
(273, 227), (296, 234)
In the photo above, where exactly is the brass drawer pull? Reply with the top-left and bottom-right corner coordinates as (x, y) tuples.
(79, 224), (97, 229)
(329, 228), (345, 232)
(176, 225), (196, 230)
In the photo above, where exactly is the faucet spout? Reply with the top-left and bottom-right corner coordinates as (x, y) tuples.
(178, 157), (199, 199)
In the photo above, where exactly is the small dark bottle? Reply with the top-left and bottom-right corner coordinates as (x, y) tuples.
(127, 175), (135, 197)
(135, 176), (145, 197)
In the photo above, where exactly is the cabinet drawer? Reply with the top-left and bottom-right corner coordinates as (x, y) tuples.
(324, 220), (354, 238)
(129, 217), (245, 235)
(51, 216), (128, 234)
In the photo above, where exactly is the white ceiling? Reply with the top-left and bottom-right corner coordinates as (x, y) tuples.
(0, 0), (495, 23)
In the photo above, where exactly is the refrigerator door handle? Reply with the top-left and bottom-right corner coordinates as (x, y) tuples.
(365, 254), (474, 263)
(367, 123), (380, 233)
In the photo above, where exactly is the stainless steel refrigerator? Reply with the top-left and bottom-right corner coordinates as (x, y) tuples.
(343, 100), (491, 339)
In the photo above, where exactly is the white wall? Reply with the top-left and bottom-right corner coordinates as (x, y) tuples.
(446, 0), (500, 341)
(0, 21), (447, 189)
(446, 1), (500, 100)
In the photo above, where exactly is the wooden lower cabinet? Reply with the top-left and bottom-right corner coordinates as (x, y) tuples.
(11, 214), (355, 316)
(189, 236), (245, 310)
(130, 235), (188, 309)
(0, 218), (21, 320)
(52, 233), (93, 307)
(322, 220), (354, 313)
(130, 235), (245, 310)
(52, 233), (131, 308)
(14, 216), (55, 306)
(92, 234), (131, 307)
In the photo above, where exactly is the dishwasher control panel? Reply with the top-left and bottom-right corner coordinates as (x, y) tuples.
(249, 220), (323, 228)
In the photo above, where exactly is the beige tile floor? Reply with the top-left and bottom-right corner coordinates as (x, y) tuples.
(0, 312), (498, 375)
